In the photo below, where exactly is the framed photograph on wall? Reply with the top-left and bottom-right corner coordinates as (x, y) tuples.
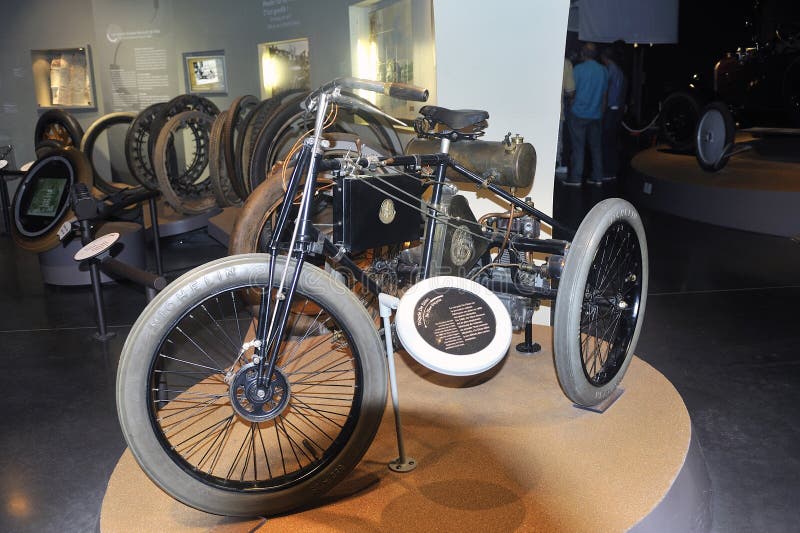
(257, 38), (310, 100)
(183, 50), (227, 95)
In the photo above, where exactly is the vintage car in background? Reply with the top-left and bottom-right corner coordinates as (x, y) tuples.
(658, 26), (800, 170)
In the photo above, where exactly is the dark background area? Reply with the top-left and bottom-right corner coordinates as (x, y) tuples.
(566, 0), (800, 125)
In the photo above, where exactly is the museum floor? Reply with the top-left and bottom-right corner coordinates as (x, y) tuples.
(1, 178), (799, 532)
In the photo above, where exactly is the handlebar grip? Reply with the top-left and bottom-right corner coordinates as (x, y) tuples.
(335, 77), (429, 102)
(386, 82), (429, 102)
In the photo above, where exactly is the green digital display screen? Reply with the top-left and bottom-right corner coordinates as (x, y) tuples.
(26, 177), (67, 217)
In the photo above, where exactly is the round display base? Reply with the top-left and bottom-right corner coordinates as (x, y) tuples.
(102, 326), (711, 532)
(388, 457), (418, 473)
(515, 341), (541, 354)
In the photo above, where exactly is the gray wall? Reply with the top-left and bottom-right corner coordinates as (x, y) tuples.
(0, 0), (102, 163)
(0, 0), (356, 164)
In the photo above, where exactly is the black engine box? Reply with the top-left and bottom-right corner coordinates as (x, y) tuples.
(333, 174), (423, 254)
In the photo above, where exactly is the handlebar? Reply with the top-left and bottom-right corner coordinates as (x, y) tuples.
(325, 77), (429, 102)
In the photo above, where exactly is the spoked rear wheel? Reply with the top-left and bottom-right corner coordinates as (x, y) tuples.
(116, 254), (387, 516)
(553, 199), (648, 407)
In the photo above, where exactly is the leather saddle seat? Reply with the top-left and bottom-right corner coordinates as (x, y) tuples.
(419, 105), (489, 131)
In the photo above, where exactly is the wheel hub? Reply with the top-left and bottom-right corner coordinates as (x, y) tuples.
(228, 362), (290, 423)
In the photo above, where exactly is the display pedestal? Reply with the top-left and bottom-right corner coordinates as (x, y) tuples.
(101, 326), (711, 532)
(207, 206), (240, 248)
(142, 199), (221, 238)
(38, 221), (145, 286)
(627, 133), (800, 237)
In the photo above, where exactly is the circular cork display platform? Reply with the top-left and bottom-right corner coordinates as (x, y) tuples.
(102, 326), (708, 532)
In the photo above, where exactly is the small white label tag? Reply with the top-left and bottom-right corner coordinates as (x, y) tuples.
(57, 217), (76, 240)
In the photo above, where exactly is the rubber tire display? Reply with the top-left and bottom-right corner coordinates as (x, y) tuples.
(553, 198), (648, 407)
(237, 92), (306, 197)
(80, 112), (138, 195)
(34, 109), (84, 149)
(695, 101), (736, 172)
(125, 102), (168, 190)
(209, 110), (242, 207)
(659, 91), (702, 152)
(116, 253), (387, 516)
(222, 94), (259, 201)
(34, 140), (64, 159)
(147, 94), (219, 163)
(152, 110), (217, 215)
(247, 92), (402, 193)
(11, 147), (93, 253)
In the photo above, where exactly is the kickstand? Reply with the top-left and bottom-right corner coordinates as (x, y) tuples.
(379, 294), (417, 473)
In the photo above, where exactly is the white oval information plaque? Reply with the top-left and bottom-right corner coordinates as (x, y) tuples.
(395, 276), (512, 376)
(74, 232), (120, 262)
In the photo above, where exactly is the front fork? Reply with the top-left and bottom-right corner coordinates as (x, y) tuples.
(253, 93), (332, 386)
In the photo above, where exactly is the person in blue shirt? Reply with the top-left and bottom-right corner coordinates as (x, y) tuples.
(601, 46), (626, 180)
(564, 42), (608, 186)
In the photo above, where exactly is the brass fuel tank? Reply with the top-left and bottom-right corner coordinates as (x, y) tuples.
(404, 137), (536, 188)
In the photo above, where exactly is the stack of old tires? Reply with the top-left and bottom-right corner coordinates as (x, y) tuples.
(17, 90), (404, 253)
(207, 90), (403, 208)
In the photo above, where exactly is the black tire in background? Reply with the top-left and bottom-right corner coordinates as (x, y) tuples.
(34, 139), (64, 159)
(116, 254), (387, 516)
(125, 102), (168, 190)
(659, 91), (702, 152)
(247, 91), (402, 193)
(222, 95), (259, 200)
(236, 92), (305, 198)
(553, 198), (648, 407)
(209, 110), (242, 207)
(81, 111), (139, 195)
(34, 109), (84, 149)
(152, 110), (217, 215)
(695, 101), (736, 172)
(147, 94), (219, 164)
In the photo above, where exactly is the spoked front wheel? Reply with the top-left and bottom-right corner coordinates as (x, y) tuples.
(553, 199), (648, 407)
(116, 254), (387, 516)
